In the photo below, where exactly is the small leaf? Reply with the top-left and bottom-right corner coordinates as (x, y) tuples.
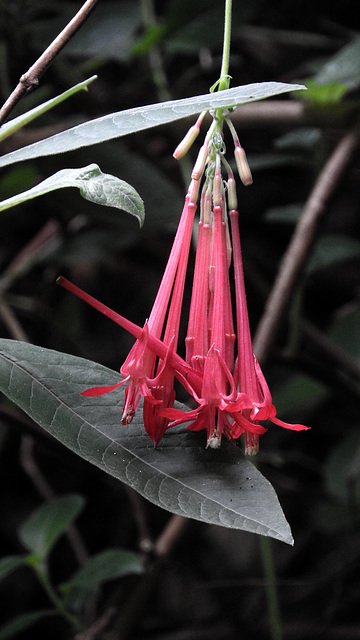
(18, 495), (85, 558)
(0, 556), (26, 582)
(0, 611), (54, 640)
(0, 340), (293, 544)
(0, 164), (145, 226)
(328, 305), (360, 362)
(314, 35), (360, 90)
(0, 82), (305, 168)
(66, 549), (143, 590)
(298, 79), (348, 105)
(0, 77), (96, 144)
(61, 549), (143, 609)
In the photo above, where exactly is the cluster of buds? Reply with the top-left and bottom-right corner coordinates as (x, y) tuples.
(59, 108), (308, 455)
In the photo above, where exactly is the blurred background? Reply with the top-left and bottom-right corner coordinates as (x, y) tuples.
(1, 0), (360, 638)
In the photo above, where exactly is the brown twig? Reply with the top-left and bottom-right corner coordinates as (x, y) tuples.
(125, 487), (153, 553)
(253, 126), (360, 365)
(152, 514), (190, 558)
(0, 0), (100, 126)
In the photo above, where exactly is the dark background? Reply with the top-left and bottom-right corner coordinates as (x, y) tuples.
(1, 0), (360, 638)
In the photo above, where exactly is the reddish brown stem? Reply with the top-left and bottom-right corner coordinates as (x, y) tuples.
(253, 126), (360, 364)
(0, 0), (100, 125)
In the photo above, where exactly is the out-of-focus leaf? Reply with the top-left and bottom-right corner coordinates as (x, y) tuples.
(0, 340), (294, 545)
(0, 556), (26, 582)
(298, 79), (348, 104)
(0, 611), (54, 640)
(0, 82), (305, 169)
(314, 35), (360, 90)
(31, 2), (141, 63)
(61, 549), (143, 609)
(18, 495), (85, 559)
(0, 164), (145, 226)
(328, 306), (360, 362)
(0, 77), (96, 143)
(264, 203), (303, 224)
(306, 235), (360, 274)
(323, 430), (360, 503)
(271, 373), (329, 417)
(274, 127), (322, 151)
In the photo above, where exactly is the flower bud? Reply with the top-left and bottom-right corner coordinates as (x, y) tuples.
(189, 178), (200, 204)
(213, 160), (222, 207)
(227, 176), (238, 211)
(173, 111), (206, 160)
(235, 146), (253, 186)
(191, 142), (209, 181)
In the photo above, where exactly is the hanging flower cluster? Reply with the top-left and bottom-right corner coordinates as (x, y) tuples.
(58, 108), (308, 455)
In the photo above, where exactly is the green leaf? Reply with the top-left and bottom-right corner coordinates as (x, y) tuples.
(0, 77), (96, 144)
(314, 35), (360, 90)
(66, 549), (143, 589)
(328, 306), (360, 362)
(61, 549), (143, 609)
(323, 429), (360, 503)
(0, 82), (305, 168)
(0, 611), (54, 640)
(306, 234), (360, 274)
(0, 340), (293, 545)
(0, 556), (26, 582)
(0, 164), (145, 226)
(298, 79), (348, 105)
(18, 495), (85, 558)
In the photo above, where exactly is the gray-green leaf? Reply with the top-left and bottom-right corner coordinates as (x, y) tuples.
(0, 164), (145, 226)
(0, 77), (96, 144)
(0, 339), (293, 544)
(0, 82), (305, 168)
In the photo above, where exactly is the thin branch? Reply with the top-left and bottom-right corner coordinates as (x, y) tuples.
(125, 487), (153, 553)
(20, 435), (89, 567)
(0, 0), (100, 126)
(253, 126), (360, 365)
(152, 514), (190, 558)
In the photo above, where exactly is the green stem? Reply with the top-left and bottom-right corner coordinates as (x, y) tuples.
(259, 537), (283, 640)
(35, 563), (83, 631)
(219, 0), (232, 91)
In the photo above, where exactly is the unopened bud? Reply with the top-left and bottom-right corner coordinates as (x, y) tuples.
(173, 111), (206, 160)
(235, 146), (253, 186)
(191, 142), (209, 180)
(173, 125), (200, 160)
(189, 178), (200, 204)
(201, 186), (212, 224)
(213, 161), (222, 207)
(227, 176), (238, 211)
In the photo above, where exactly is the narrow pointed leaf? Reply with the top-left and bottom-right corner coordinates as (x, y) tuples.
(0, 340), (293, 545)
(0, 76), (97, 144)
(0, 82), (305, 168)
(0, 164), (144, 225)
(0, 556), (27, 582)
(0, 611), (55, 640)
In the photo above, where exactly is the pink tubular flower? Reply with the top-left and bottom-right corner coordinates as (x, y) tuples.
(59, 114), (309, 454)
(60, 188), (198, 445)
(229, 207), (308, 454)
(162, 200), (244, 448)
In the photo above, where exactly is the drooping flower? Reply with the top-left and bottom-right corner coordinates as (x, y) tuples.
(58, 109), (309, 453)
